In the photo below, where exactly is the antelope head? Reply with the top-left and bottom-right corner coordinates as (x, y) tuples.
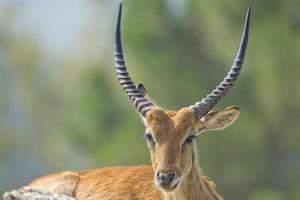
(114, 3), (251, 193)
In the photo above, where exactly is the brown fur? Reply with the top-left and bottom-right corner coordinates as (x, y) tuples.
(29, 106), (240, 200)
(29, 166), (221, 200)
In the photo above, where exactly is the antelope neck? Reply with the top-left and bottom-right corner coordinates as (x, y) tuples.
(164, 165), (223, 200)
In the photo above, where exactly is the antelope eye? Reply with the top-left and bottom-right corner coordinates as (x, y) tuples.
(185, 135), (196, 144)
(146, 134), (155, 145)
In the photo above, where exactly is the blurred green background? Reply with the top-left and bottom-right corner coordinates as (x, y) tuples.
(1, 0), (300, 199)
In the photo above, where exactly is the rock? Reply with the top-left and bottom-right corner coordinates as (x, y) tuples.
(3, 187), (75, 200)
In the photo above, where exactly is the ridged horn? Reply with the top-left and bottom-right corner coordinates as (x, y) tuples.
(114, 2), (154, 117)
(190, 5), (251, 119)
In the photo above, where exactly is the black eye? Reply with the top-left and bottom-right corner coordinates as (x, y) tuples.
(146, 134), (155, 145)
(185, 135), (196, 144)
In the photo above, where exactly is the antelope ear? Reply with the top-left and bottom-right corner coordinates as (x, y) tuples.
(194, 106), (240, 134)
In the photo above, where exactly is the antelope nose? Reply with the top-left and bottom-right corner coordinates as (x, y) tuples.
(156, 172), (176, 185)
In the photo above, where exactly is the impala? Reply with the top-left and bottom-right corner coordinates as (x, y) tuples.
(28, 2), (251, 200)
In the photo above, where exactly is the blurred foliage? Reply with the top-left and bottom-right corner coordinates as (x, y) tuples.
(0, 0), (300, 199)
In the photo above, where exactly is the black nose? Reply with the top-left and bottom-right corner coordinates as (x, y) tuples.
(156, 172), (176, 185)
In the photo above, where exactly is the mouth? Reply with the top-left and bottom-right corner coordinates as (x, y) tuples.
(155, 179), (180, 192)
(169, 180), (179, 189)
